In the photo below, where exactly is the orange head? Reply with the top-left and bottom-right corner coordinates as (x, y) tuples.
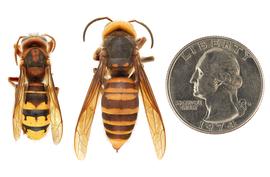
(82, 17), (154, 48)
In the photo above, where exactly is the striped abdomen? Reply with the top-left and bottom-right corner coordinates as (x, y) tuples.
(102, 77), (138, 151)
(22, 83), (50, 140)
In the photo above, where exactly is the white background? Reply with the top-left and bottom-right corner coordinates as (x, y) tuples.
(0, 0), (269, 176)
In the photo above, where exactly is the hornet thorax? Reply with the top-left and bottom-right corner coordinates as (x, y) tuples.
(104, 31), (135, 77)
(23, 43), (48, 83)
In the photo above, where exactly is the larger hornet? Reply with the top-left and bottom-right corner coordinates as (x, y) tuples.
(74, 17), (166, 159)
(9, 34), (63, 144)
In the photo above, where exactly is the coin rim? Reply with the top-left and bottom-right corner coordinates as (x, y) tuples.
(166, 35), (264, 134)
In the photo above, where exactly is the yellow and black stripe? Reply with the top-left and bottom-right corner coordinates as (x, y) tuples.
(22, 83), (50, 140)
(102, 77), (138, 150)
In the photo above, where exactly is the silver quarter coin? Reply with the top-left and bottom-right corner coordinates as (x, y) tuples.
(166, 36), (263, 134)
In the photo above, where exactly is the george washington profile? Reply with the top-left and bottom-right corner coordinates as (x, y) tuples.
(190, 48), (247, 124)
